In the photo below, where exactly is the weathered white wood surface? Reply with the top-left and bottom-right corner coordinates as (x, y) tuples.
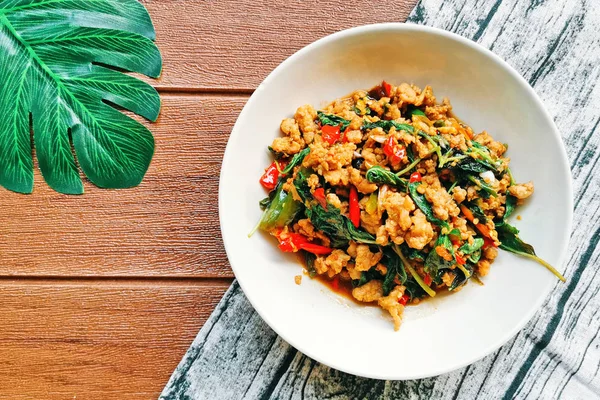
(161, 0), (600, 398)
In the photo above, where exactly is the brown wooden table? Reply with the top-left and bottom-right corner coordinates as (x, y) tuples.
(0, 1), (416, 398)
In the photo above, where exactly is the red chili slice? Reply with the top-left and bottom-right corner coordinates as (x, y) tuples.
(349, 185), (360, 228)
(272, 230), (332, 255)
(409, 172), (422, 183)
(382, 81), (392, 97)
(299, 242), (333, 255)
(321, 125), (341, 145)
(313, 187), (328, 210)
(398, 294), (410, 306)
(259, 162), (279, 190)
(424, 274), (432, 286)
(383, 137), (406, 164)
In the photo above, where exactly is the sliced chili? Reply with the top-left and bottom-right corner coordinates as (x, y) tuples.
(424, 274), (432, 286)
(483, 236), (499, 249)
(409, 172), (422, 183)
(272, 230), (332, 255)
(313, 187), (328, 210)
(398, 294), (410, 306)
(321, 125), (341, 145)
(383, 137), (406, 164)
(349, 185), (360, 228)
(455, 253), (466, 265)
(275, 232), (305, 252)
(299, 242), (333, 255)
(259, 161), (280, 190)
(382, 80), (392, 97)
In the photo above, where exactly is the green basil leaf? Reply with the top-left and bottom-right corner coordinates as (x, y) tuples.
(381, 247), (406, 295)
(463, 201), (488, 223)
(317, 111), (351, 131)
(497, 223), (566, 282)
(455, 158), (490, 174)
(405, 105), (426, 119)
(400, 243), (427, 262)
(467, 175), (498, 198)
(448, 228), (461, 237)
(504, 194), (518, 220)
(449, 264), (473, 291)
(282, 147), (310, 175)
(424, 234), (455, 276)
(362, 120), (414, 133)
(459, 238), (485, 255)
(352, 268), (382, 288)
(497, 224), (535, 256)
(468, 249), (482, 263)
(365, 166), (407, 189)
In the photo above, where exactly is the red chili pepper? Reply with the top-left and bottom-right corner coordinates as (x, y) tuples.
(424, 274), (432, 286)
(483, 236), (499, 249)
(409, 172), (422, 183)
(393, 146), (406, 162)
(331, 275), (340, 291)
(313, 188), (328, 210)
(398, 294), (410, 306)
(273, 230), (332, 255)
(300, 242), (333, 255)
(383, 137), (395, 157)
(275, 232), (306, 252)
(382, 81), (392, 97)
(259, 161), (280, 190)
(383, 137), (406, 164)
(321, 125), (341, 145)
(455, 253), (466, 265)
(349, 185), (360, 228)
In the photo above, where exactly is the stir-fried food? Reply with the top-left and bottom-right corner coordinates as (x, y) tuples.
(251, 81), (565, 331)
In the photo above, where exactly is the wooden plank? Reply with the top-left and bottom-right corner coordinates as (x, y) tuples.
(142, 0), (418, 91)
(0, 280), (230, 400)
(0, 94), (245, 278)
(161, 0), (600, 398)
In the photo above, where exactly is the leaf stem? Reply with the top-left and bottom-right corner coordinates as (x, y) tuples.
(396, 157), (421, 176)
(247, 216), (262, 238)
(468, 175), (498, 197)
(506, 167), (516, 186)
(514, 251), (566, 282)
(447, 180), (459, 194)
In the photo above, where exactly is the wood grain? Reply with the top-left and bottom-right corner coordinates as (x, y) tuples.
(0, 280), (229, 400)
(161, 0), (600, 399)
(0, 95), (246, 278)
(0, 0), (419, 399)
(141, 0), (417, 91)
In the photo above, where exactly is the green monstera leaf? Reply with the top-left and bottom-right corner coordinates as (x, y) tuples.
(0, 0), (162, 194)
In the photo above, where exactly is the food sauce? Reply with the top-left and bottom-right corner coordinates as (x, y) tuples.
(314, 274), (378, 306)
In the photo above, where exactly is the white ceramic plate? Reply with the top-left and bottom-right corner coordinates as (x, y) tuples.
(219, 24), (572, 380)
